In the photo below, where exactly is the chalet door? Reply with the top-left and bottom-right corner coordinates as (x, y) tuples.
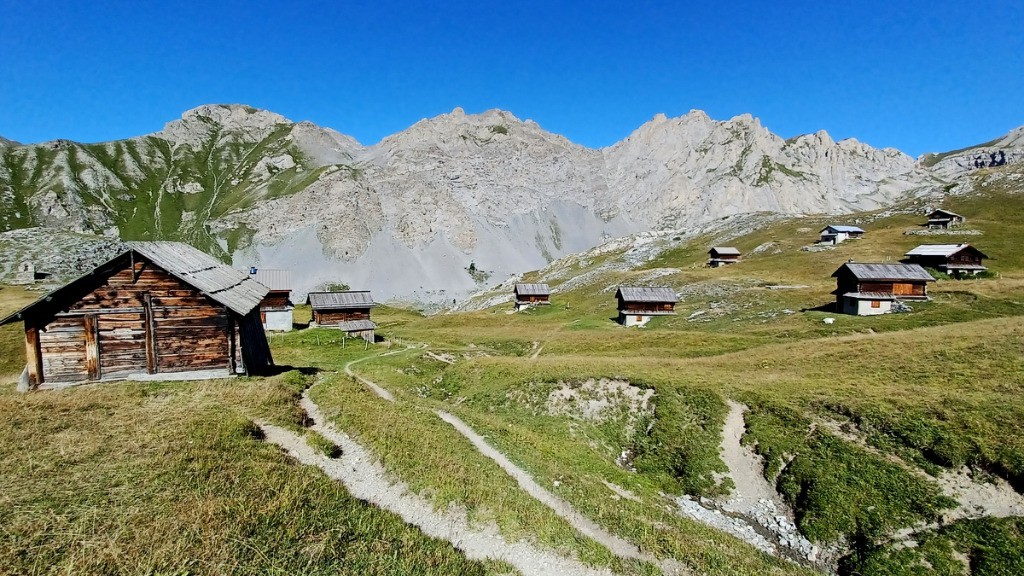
(39, 316), (90, 383)
(97, 312), (148, 379)
(151, 303), (230, 373)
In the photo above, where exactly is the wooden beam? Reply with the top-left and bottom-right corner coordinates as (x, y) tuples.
(144, 294), (156, 374)
(24, 324), (43, 388)
(83, 314), (100, 380)
(227, 316), (237, 374)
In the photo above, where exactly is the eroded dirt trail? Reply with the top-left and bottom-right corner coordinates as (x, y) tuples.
(436, 411), (685, 575)
(817, 415), (1024, 520)
(672, 400), (822, 564)
(718, 400), (782, 514)
(259, 390), (618, 576)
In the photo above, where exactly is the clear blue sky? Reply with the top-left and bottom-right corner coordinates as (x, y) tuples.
(1, 1), (1021, 156)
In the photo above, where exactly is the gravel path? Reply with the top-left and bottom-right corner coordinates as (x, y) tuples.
(718, 400), (780, 515)
(259, 391), (618, 576)
(344, 352), (397, 402)
(672, 400), (820, 564)
(436, 411), (686, 575)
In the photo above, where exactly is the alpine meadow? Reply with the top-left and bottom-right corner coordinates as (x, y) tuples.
(2, 103), (1024, 576)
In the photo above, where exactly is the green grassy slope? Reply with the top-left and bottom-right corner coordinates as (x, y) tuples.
(0, 114), (343, 259)
(1, 165), (1022, 575)
(343, 164), (1024, 574)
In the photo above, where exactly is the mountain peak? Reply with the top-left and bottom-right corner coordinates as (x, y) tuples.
(156, 104), (293, 147)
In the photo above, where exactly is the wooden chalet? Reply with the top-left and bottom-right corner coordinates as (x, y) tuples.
(926, 209), (965, 229)
(819, 225), (865, 245)
(307, 291), (376, 342)
(708, 247), (741, 267)
(831, 262), (934, 316)
(615, 286), (677, 327)
(514, 283), (551, 311)
(249, 268), (294, 332)
(0, 242), (273, 389)
(904, 244), (988, 276)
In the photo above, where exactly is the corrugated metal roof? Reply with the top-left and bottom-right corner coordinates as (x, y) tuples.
(709, 247), (741, 256)
(833, 262), (935, 282)
(249, 268), (291, 291)
(821, 225), (865, 233)
(843, 292), (898, 300)
(336, 319), (377, 332)
(128, 242), (268, 316)
(1, 242), (267, 325)
(905, 244), (987, 258)
(616, 286), (678, 303)
(307, 291), (376, 310)
(515, 283), (551, 296)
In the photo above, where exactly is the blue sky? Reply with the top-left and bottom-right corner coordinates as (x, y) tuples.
(0, 1), (1021, 156)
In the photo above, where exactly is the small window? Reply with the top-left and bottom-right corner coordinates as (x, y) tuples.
(871, 300), (881, 308)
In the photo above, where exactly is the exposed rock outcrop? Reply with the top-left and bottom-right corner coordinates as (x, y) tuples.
(1, 103), (1015, 304)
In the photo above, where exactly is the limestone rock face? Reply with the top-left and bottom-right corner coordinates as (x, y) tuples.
(1, 103), (1017, 304)
(924, 126), (1024, 179)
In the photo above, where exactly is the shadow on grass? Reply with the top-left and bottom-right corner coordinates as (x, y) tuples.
(801, 301), (838, 313)
(262, 365), (320, 377)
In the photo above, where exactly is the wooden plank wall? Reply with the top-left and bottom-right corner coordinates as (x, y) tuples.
(36, 258), (233, 382)
(315, 309), (371, 323)
(39, 316), (88, 383)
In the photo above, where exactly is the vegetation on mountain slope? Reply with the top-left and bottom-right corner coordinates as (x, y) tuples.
(1, 164), (1023, 575)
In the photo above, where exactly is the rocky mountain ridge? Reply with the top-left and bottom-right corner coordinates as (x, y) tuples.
(1, 104), (1020, 304)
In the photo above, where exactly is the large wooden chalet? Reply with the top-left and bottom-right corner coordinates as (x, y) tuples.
(307, 291), (377, 342)
(831, 262), (934, 316)
(0, 242), (273, 389)
(819, 225), (865, 245)
(249, 268), (294, 332)
(615, 286), (677, 327)
(514, 283), (551, 311)
(904, 244), (988, 276)
(926, 209), (965, 229)
(708, 247), (741, 267)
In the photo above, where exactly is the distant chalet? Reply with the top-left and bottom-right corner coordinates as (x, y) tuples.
(249, 268), (294, 332)
(615, 286), (677, 327)
(708, 247), (741, 267)
(819, 225), (865, 245)
(307, 291), (377, 342)
(514, 283), (551, 311)
(904, 244), (988, 276)
(831, 262), (933, 316)
(926, 209), (965, 229)
(0, 242), (273, 389)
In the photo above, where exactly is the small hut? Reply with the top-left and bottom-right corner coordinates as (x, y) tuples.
(904, 244), (988, 276)
(13, 261), (36, 285)
(514, 283), (551, 311)
(708, 247), (741, 267)
(925, 209), (965, 229)
(0, 242), (273, 389)
(249, 268), (294, 332)
(615, 286), (677, 327)
(831, 262), (933, 316)
(307, 291), (376, 342)
(819, 225), (865, 245)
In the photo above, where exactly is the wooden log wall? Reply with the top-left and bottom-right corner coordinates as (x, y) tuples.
(620, 302), (675, 313)
(261, 292), (291, 308)
(35, 258), (234, 382)
(315, 309), (371, 323)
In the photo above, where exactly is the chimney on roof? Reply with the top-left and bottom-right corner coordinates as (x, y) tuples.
(848, 258), (855, 263)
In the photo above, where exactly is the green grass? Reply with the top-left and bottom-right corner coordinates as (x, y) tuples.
(0, 374), (505, 575)
(2, 165), (1024, 575)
